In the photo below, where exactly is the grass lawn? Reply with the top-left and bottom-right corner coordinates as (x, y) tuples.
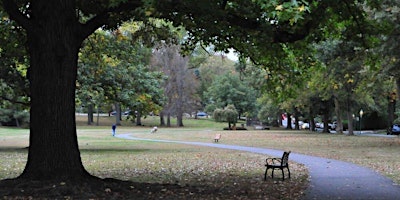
(131, 125), (400, 185)
(1, 114), (399, 199)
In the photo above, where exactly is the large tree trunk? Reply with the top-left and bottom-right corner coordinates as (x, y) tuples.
(18, 1), (90, 180)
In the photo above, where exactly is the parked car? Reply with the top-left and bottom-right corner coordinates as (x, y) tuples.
(328, 122), (337, 130)
(315, 122), (324, 129)
(197, 112), (208, 117)
(388, 124), (400, 135)
(301, 123), (310, 129)
(123, 110), (131, 115)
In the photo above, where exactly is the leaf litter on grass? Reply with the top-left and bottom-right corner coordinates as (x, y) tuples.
(83, 148), (309, 199)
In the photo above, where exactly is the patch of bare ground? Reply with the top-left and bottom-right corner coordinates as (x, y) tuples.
(0, 173), (308, 200)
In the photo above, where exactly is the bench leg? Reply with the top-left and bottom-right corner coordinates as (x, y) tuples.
(264, 168), (268, 180)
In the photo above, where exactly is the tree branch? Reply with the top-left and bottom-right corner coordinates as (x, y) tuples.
(1, 0), (31, 31)
(79, 1), (143, 40)
(0, 95), (30, 106)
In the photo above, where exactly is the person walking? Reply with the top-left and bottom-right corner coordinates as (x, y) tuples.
(112, 124), (116, 136)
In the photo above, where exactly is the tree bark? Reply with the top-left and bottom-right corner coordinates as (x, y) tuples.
(136, 112), (142, 126)
(286, 113), (292, 130)
(294, 107), (300, 130)
(177, 114), (184, 127)
(397, 78), (400, 102)
(159, 111), (165, 126)
(310, 116), (316, 131)
(13, 1), (90, 180)
(87, 104), (94, 125)
(345, 93), (354, 136)
(333, 96), (344, 134)
(322, 111), (330, 133)
(167, 113), (171, 127)
(115, 103), (121, 125)
(387, 92), (396, 132)
(346, 110), (354, 135)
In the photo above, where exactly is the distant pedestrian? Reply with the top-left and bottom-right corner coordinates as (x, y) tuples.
(112, 124), (116, 136)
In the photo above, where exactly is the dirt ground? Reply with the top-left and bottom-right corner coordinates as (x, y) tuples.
(0, 176), (306, 200)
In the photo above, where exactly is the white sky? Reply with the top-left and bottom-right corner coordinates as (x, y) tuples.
(226, 49), (238, 61)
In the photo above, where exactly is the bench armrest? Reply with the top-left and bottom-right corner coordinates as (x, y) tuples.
(266, 157), (282, 165)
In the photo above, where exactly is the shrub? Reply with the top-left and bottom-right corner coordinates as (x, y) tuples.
(213, 109), (224, 122)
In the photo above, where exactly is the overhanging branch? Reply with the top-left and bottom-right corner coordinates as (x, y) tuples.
(0, 95), (30, 106)
(2, 0), (32, 31)
(80, 1), (143, 40)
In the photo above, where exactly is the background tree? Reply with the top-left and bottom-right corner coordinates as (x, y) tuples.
(204, 72), (257, 118)
(1, 0), (154, 181)
(213, 105), (238, 129)
(151, 43), (199, 127)
(369, 1), (400, 127)
(0, 10), (29, 127)
(224, 105), (239, 129)
(77, 28), (164, 126)
(197, 55), (236, 113)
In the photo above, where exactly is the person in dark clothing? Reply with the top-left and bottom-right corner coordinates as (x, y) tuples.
(112, 124), (116, 136)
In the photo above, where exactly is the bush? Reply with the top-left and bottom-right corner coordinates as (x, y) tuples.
(213, 109), (224, 122)
(0, 109), (29, 127)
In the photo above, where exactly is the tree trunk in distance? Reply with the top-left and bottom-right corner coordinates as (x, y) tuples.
(159, 111), (165, 126)
(386, 91), (396, 133)
(167, 113), (171, 127)
(176, 113), (184, 127)
(333, 97), (343, 134)
(115, 103), (121, 125)
(87, 104), (94, 125)
(346, 110), (354, 135)
(136, 112), (142, 126)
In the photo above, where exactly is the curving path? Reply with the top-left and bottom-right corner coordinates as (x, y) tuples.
(116, 133), (400, 200)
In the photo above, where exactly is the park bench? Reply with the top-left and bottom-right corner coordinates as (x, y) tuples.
(264, 151), (291, 180)
(214, 134), (221, 142)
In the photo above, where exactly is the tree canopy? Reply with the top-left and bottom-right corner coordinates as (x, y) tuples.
(0, 0), (396, 191)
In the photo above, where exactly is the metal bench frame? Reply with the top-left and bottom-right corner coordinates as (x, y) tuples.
(264, 151), (291, 180)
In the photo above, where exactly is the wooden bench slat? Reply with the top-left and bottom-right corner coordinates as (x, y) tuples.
(214, 134), (221, 142)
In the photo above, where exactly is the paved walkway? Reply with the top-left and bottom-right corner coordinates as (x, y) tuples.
(116, 133), (400, 200)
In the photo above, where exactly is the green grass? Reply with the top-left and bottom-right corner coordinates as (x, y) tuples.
(1, 115), (400, 199)
(0, 117), (309, 199)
